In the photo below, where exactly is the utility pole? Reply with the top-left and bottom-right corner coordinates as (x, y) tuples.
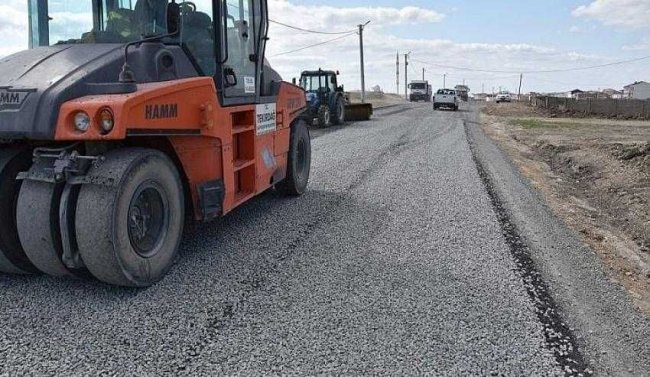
(482, 83), (485, 94)
(358, 21), (370, 103)
(422, 68), (425, 81)
(404, 51), (411, 100)
(443, 73), (447, 89)
(396, 51), (400, 95)
(518, 73), (523, 100)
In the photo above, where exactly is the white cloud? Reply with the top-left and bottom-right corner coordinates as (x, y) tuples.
(623, 37), (650, 51)
(270, 0), (444, 30)
(0, 1), (28, 57)
(572, 0), (650, 28)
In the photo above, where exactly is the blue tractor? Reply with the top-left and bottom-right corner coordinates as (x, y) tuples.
(299, 69), (347, 127)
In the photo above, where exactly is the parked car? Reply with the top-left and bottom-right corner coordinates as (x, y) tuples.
(496, 92), (512, 103)
(433, 89), (459, 111)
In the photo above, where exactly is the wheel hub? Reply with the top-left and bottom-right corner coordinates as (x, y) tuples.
(128, 183), (168, 257)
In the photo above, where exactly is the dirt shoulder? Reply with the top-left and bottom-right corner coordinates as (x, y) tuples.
(480, 102), (650, 314)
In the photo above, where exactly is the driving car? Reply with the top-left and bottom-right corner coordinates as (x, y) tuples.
(433, 89), (459, 111)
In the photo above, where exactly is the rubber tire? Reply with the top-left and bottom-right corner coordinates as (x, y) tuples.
(317, 105), (331, 128)
(433, 104), (438, 110)
(277, 120), (311, 196)
(17, 179), (73, 277)
(332, 96), (345, 125)
(75, 149), (184, 287)
(0, 148), (39, 274)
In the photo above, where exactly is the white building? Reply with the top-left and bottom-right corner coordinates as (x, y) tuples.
(623, 81), (650, 100)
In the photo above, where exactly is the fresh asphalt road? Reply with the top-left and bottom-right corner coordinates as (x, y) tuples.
(0, 103), (647, 376)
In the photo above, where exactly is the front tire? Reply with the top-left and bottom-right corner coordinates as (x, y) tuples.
(277, 120), (311, 196)
(76, 149), (184, 287)
(317, 105), (332, 127)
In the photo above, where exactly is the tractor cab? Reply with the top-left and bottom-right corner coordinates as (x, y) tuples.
(298, 69), (346, 127)
(299, 70), (341, 94)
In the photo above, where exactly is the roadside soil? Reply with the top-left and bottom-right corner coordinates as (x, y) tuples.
(480, 101), (650, 314)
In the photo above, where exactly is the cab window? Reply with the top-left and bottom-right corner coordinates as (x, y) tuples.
(180, 0), (216, 76)
(223, 0), (262, 98)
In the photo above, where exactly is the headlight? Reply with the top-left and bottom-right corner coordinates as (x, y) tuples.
(98, 108), (115, 133)
(73, 112), (91, 132)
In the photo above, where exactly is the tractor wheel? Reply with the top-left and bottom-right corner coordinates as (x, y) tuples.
(75, 149), (184, 287)
(317, 105), (331, 127)
(332, 96), (345, 125)
(277, 119), (311, 196)
(0, 148), (39, 274)
(17, 178), (77, 277)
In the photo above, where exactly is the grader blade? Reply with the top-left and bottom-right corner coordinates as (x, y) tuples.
(345, 103), (373, 122)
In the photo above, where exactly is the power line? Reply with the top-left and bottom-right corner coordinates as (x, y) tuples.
(270, 32), (357, 57)
(269, 19), (357, 35)
(410, 55), (650, 74)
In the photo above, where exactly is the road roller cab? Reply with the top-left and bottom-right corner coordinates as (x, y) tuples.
(0, 0), (310, 286)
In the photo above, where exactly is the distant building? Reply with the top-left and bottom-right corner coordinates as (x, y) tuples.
(602, 88), (624, 99)
(623, 81), (650, 100)
(569, 89), (584, 99)
(474, 93), (488, 101)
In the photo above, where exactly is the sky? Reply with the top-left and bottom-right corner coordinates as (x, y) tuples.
(1, 0), (648, 94)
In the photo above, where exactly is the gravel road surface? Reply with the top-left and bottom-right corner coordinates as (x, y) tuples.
(0, 103), (646, 376)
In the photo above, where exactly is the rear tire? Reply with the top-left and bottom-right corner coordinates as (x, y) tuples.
(332, 96), (345, 125)
(317, 105), (331, 127)
(277, 120), (311, 196)
(76, 149), (184, 287)
(0, 148), (39, 274)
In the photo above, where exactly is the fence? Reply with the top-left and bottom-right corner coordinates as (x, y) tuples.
(531, 96), (650, 120)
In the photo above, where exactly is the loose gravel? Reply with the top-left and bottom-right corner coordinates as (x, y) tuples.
(0, 103), (598, 375)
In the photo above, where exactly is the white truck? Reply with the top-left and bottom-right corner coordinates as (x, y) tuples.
(433, 89), (459, 111)
(408, 80), (432, 102)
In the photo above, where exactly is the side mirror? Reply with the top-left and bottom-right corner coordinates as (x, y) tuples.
(224, 67), (237, 87)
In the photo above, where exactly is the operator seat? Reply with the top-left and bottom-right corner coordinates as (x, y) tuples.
(105, 8), (136, 40)
(182, 10), (215, 75)
(134, 0), (168, 36)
